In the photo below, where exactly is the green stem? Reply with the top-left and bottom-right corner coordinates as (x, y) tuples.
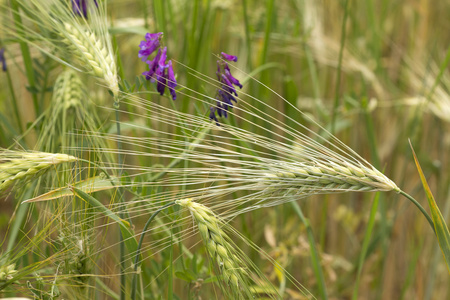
(141, 0), (149, 29)
(131, 202), (175, 300)
(261, 0), (275, 65)
(290, 202), (328, 300)
(330, 0), (350, 134)
(10, 0), (39, 117)
(426, 46), (450, 101)
(113, 99), (126, 300)
(5, 67), (23, 133)
(242, 0), (252, 69)
(353, 97), (387, 299)
(399, 190), (435, 233)
(352, 192), (380, 300)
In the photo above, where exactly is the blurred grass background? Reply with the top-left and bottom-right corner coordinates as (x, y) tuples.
(1, 0), (449, 299)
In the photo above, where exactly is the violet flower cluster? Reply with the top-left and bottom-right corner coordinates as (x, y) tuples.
(0, 48), (6, 72)
(209, 52), (242, 125)
(139, 33), (177, 100)
(71, 0), (97, 18)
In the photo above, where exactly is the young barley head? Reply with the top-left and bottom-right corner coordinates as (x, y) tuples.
(0, 264), (18, 283)
(176, 198), (254, 298)
(1, 0), (119, 97)
(0, 149), (77, 192)
(61, 22), (119, 97)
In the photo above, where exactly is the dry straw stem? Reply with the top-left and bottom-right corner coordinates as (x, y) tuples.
(1, 0), (119, 97)
(0, 149), (77, 191)
(176, 198), (252, 298)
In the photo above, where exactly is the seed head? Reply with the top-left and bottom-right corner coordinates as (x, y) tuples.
(176, 198), (252, 297)
(0, 150), (77, 192)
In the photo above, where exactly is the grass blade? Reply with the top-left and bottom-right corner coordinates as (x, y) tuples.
(290, 201), (328, 300)
(409, 141), (450, 274)
(24, 176), (119, 203)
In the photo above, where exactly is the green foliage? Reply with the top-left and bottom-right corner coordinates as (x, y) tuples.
(410, 142), (450, 274)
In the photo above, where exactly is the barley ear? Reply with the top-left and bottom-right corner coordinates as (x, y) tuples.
(62, 23), (119, 97)
(263, 161), (400, 195)
(0, 150), (77, 192)
(0, 264), (18, 282)
(52, 69), (85, 108)
(176, 198), (253, 298)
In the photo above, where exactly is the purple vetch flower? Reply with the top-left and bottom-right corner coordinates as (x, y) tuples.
(0, 48), (6, 72)
(209, 52), (242, 124)
(72, 0), (98, 18)
(209, 107), (220, 126)
(167, 61), (177, 100)
(142, 48), (162, 80)
(224, 64), (242, 88)
(221, 52), (238, 62)
(220, 74), (237, 96)
(138, 32), (163, 61)
(139, 33), (177, 100)
(155, 47), (168, 81)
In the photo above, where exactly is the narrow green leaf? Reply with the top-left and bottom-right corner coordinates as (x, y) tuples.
(175, 270), (195, 282)
(290, 201), (328, 299)
(168, 232), (173, 300)
(24, 176), (119, 203)
(410, 141), (450, 274)
(70, 186), (139, 258)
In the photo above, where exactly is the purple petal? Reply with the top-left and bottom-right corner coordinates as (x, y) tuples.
(72, 0), (84, 17)
(224, 65), (242, 88)
(155, 48), (168, 95)
(221, 52), (238, 62)
(209, 107), (220, 126)
(72, 0), (97, 18)
(143, 48), (162, 80)
(151, 49), (162, 80)
(155, 47), (168, 81)
(216, 62), (222, 81)
(157, 73), (167, 95)
(167, 60), (177, 100)
(218, 101), (228, 118)
(145, 32), (163, 41)
(158, 47), (168, 67)
(142, 70), (152, 80)
(221, 74), (237, 96)
(0, 48), (6, 72)
(138, 33), (162, 61)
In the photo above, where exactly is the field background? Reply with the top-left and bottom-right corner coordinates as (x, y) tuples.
(1, 0), (449, 299)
